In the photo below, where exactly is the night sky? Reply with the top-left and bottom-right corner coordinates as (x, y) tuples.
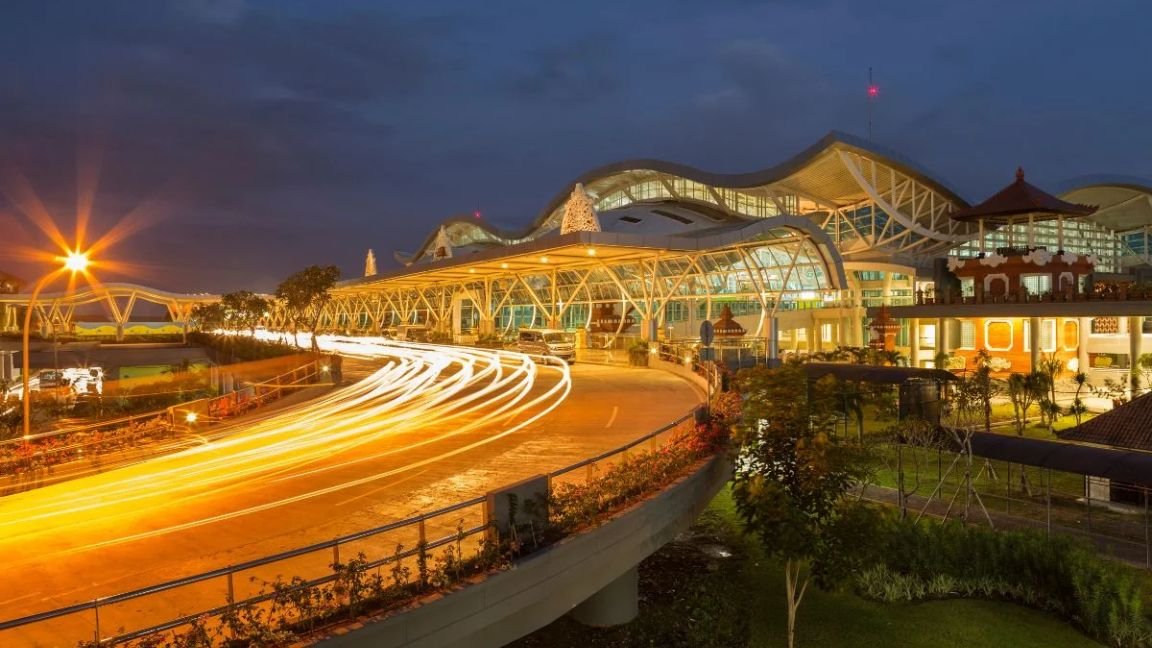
(1, 0), (1150, 293)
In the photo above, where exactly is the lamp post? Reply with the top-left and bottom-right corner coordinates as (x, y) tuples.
(21, 251), (89, 445)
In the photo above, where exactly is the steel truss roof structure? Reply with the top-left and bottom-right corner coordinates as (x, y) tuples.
(400, 131), (980, 269)
(313, 220), (848, 337)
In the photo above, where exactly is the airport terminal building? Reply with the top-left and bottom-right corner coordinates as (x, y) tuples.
(317, 131), (1152, 383)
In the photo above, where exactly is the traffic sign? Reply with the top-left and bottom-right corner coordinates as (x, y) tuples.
(700, 320), (714, 347)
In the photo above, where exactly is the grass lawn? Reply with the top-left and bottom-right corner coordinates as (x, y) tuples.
(514, 486), (1101, 647)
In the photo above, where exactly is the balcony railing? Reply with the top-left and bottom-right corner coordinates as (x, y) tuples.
(913, 287), (1152, 307)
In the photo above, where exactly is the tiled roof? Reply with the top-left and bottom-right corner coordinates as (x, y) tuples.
(1058, 391), (1152, 451)
(951, 167), (1097, 223)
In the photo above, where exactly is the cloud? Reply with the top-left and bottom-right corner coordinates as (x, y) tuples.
(505, 35), (622, 105)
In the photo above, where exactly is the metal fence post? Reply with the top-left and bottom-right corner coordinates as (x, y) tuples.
(1006, 462), (1011, 515)
(1045, 469), (1052, 537)
(93, 598), (101, 646)
(1086, 476), (1093, 533)
(1145, 487), (1150, 570)
(333, 539), (341, 568)
(226, 568), (236, 634)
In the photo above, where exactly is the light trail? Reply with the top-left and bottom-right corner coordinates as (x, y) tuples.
(0, 339), (571, 559)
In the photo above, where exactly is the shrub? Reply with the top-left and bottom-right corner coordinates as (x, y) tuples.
(856, 515), (1152, 647)
(188, 332), (297, 361)
(112, 411), (729, 648)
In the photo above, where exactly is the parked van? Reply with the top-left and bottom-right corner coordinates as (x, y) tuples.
(517, 329), (576, 363)
(395, 325), (429, 342)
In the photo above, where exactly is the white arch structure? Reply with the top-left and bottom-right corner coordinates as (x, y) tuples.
(0, 283), (219, 339)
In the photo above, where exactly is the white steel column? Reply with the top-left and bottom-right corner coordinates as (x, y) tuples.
(1076, 317), (1090, 374)
(1130, 316), (1144, 395)
(1029, 316), (1041, 373)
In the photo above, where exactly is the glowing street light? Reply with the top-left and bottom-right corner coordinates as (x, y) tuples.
(63, 251), (90, 273)
(22, 249), (94, 445)
(184, 412), (198, 424)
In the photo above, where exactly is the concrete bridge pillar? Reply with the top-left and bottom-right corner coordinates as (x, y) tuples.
(570, 565), (639, 627)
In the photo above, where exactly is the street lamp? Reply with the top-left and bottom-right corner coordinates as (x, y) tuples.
(22, 250), (91, 444)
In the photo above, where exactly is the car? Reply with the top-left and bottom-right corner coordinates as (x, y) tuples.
(516, 329), (576, 363)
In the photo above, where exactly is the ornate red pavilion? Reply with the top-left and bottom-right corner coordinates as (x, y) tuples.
(943, 167), (1098, 305)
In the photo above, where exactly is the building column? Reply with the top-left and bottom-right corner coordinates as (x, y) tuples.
(807, 321), (819, 354)
(570, 566), (639, 627)
(1077, 317), (1091, 374)
(641, 318), (655, 342)
(909, 318), (921, 368)
(937, 317), (951, 356)
(767, 316), (780, 366)
(1029, 316), (1041, 373)
(1129, 316), (1143, 395)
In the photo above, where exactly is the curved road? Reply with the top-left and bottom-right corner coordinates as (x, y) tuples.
(0, 339), (701, 646)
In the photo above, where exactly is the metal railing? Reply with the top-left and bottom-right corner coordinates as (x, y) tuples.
(0, 404), (701, 646)
(0, 359), (328, 493)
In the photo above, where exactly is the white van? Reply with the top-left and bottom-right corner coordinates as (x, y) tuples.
(517, 329), (576, 363)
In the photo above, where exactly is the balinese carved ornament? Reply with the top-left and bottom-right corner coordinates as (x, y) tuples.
(560, 183), (602, 235)
(1023, 248), (1053, 266)
(979, 252), (1008, 268)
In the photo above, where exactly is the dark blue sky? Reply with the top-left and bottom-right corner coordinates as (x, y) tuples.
(1, 0), (1149, 292)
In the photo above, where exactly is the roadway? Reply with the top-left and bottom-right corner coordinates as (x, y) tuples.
(0, 338), (702, 646)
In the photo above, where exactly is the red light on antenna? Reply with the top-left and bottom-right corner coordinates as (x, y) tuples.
(867, 85), (879, 98)
(474, 210), (482, 219)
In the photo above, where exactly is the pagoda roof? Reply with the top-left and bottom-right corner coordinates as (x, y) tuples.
(950, 167), (1097, 224)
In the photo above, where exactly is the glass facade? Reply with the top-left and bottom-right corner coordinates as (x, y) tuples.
(950, 218), (1121, 272)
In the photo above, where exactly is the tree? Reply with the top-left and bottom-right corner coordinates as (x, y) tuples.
(275, 265), (341, 351)
(732, 363), (872, 648)
(221, 290), (271, 335)
(966, 349), (1002, 433)
(1068, 371), (1090, 425)
(885, 417), (940, 519)
(1036, 353), (1064, 430)
(1005, 371), (1046, 436)
(1132, 352), (1152, 397)
(189, 303), (226, 332)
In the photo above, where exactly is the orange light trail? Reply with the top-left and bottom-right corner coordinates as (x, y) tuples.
(0, 339), (572, 560)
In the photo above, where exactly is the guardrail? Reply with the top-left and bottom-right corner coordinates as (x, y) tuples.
(1, 357), (327, 451)
(0, 403), (701, 646)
